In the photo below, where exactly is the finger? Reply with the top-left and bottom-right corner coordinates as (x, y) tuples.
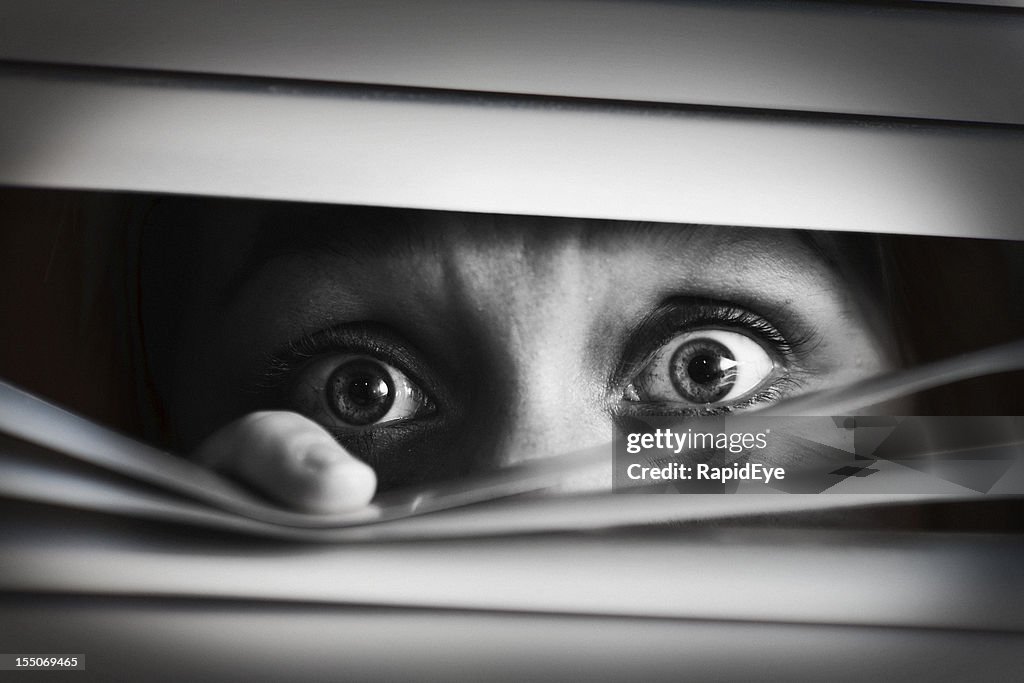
(194, 411), (377, 514)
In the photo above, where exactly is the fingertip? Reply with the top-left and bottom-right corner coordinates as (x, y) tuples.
(194, 410), (378, 514)
(289, 443), (377, 514)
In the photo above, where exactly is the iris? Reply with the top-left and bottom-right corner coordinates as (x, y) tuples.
(328, 359), (396, 425)
(670, 338), (737, 404)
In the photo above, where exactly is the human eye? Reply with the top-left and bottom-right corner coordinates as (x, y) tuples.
(262, 323), (440, 438)
(253, 323), (466, 491)
(293, 353), (435, 429)
(618, 299), (811, 415)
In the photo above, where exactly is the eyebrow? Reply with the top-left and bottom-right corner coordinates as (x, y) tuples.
(219, 206), (856, 308)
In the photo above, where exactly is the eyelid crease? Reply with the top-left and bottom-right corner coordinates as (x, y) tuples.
(251, 322), (438, 402)
(611, 297), (820, 402)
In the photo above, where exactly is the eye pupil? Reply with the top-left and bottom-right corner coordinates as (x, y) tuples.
(687, 354), (722, 385)
(348, 376), (390, 406)
(669, 338), (737, 404)
(327, 359), (395, 425)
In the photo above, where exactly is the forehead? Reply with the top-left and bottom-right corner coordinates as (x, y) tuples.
(145, 199), (836, 302)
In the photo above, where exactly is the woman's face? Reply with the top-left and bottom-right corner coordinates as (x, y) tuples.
(144, 202), (897, 492)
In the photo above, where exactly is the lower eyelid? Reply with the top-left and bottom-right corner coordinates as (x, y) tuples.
(731, 375), (805, 412)
(616, 374), (806, 418)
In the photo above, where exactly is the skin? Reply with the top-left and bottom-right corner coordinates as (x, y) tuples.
(141, 201), (897, 512)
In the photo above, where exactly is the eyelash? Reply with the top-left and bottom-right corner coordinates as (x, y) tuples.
(614, 299), (817, 416)
(255, 324), (431, 401)
(255, 300), (817, 426)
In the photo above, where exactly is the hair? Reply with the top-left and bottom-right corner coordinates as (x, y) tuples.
(877, 233), (1024, 413)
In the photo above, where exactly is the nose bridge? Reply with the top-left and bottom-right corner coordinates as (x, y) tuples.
(490, 380), (608, 468)
(482, 329), (612, 489)
(491, 327), (594, 464)
(438, 229), (610, 468)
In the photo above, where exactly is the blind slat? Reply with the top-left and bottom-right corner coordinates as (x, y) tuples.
(1, 0), (1024, 124)
(3, 70), (1023, 240)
